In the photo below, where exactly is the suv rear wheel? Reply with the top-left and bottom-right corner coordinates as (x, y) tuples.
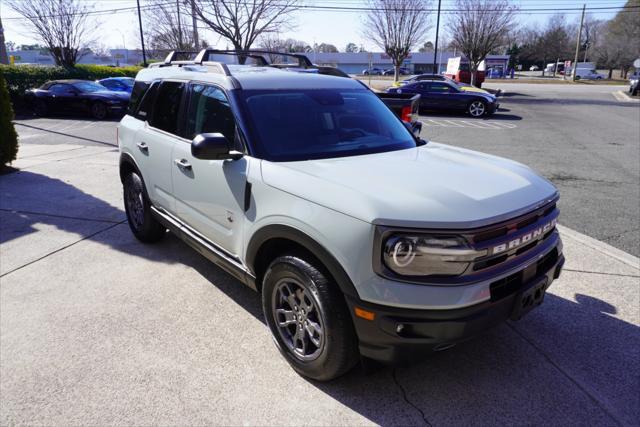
(262, 254), (358, 381)
(123, 172), (165, 242)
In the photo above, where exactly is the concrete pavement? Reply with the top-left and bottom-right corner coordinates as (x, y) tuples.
(1, 144), (639, 425)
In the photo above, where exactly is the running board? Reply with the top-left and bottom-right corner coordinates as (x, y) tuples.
(151, 206), (258, 291)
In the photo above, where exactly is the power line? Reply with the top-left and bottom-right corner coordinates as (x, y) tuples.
(4, 0), (639, 21)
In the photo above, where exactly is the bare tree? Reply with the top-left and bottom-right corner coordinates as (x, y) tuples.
(1, 17), (9, 64)
(447, 0), (516, 85)
(7, 0), (98, 68)
(144, 0), (200, 53)
(191, 0), (299, 63)
(363, 0), (433, 81)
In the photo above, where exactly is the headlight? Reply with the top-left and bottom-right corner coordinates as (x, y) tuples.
(382, 234), (486, 277)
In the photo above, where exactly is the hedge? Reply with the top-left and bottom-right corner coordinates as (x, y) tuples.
(0, 72), (19, 167)
(0, 64), (143, 110)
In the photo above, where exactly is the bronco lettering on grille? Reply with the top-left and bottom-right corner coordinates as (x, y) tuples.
(491, 218), (557, 255)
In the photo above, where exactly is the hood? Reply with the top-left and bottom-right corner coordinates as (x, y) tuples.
(93, 91), (130, 100)
(261, 143), (558, 229)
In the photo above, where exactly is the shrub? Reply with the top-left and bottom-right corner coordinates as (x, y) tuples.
(0, 72), (19, 168)
(0, 64), (142, 110)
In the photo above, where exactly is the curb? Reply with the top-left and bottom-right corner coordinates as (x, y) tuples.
(558, 224), (640, 270)
(612, 91), (640, 102)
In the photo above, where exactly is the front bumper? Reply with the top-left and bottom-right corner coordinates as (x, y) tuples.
(346, 248), (564, 364)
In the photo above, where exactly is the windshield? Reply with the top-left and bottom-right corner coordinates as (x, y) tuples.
(74, 81), (107, 92)
(239, 89), (417, 161)
(120, 78), (135, 87)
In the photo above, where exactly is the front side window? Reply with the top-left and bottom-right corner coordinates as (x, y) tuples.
(149, 81), (185, 135)
(240, 88), (416, 161)
(49, 84), (71, 94)
(185, 84), (236, 142)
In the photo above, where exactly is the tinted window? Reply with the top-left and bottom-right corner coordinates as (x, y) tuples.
(128, 81), (151, 117)
(101, 80), (117, 89)
(49, 84), (72, 94)
(73, 82), (105, 93)
(149, 81), (185, 135)
(186, 84), (236, 142)
(240, 89), (416, 161)
(430, 83), (452, 92)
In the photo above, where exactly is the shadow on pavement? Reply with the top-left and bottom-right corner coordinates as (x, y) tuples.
(1, 171), (637, 424)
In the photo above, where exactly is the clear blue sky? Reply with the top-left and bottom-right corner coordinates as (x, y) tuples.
(1, 0), (628, 52)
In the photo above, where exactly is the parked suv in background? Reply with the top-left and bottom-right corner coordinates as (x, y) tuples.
(118, 49), (564, 381)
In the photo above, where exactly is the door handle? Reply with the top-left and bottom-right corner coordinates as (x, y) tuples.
(174, 158), (192, 170)
(136, 141), (148, 151)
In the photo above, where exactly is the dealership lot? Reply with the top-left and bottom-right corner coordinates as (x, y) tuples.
(1, 83), (639, 425)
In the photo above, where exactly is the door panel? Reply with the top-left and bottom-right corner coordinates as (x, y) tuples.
(136, 127), (176, 212)
(172, 143), (248, 255)
(171, 83), (247, 255)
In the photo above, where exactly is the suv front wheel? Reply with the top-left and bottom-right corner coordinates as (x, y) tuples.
(123, 172), (166, 242)
(262, 254), (358, 381)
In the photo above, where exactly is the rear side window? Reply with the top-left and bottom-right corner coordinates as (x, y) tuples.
(134, 82), (158, 120)
(128, 81), (151, 117)
(149, 81), (185, 135)
(185, 84), (236, 142)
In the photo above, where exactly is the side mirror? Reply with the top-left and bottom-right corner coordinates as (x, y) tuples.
(191, 133), (243, 160)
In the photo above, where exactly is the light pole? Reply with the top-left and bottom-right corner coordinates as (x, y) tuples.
(116, 29), (127, 65)
(432, 0), (442, 74)
(136, 0), (147, 66)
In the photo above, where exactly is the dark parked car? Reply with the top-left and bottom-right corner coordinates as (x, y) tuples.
(26, 80), (129, 119)
(388, 80), (499, 117)
(382, 67), (410, 76)
(97, 77), (135, 93)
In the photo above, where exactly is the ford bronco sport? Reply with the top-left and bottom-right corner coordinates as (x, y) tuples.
(118, 49), (565, 381)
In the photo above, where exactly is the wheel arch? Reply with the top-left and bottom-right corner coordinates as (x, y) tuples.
(246, 224), (359, 299)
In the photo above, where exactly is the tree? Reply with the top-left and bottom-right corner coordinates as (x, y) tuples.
(144, 0), (200, 53)
(0, 73), (18, 169)
(363, 0), (433, 81)
(7, 0), (98, 68)
(344, 42), (359, 53)
(5, 41), (16, 52)
(316, 43), (338, 53)
(447, 0), (517, 84)
(600, 0), (640, 77)
(191, 0), (299, 62)
(418, 41), (434, 53)
(0, 17), (9, 64)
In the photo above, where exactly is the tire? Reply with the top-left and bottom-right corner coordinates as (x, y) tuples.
(468, 100), (487, 117)
(123, 172), (166, 243)
(34, 100), (47, 117)
(575, 76), (581, 81)
(262, 254), (359, 381)
(90, 101), (108, 120)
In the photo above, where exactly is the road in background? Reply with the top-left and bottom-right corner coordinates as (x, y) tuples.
(421, 83), (640, 257)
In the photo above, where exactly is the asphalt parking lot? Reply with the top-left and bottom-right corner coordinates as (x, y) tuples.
(1, 83), (639, 425)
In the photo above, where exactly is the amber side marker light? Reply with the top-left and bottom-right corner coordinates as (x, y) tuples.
(354, 307), (375, 321)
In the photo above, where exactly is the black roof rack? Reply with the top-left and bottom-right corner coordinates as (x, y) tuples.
(156, 49), (346, 78)
(163, 50), (199, 64)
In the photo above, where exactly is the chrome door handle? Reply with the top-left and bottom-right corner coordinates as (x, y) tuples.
(174, 158), (192, 170)
(136, 141), (148, 151)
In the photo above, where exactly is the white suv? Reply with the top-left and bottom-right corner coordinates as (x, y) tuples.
(118, 50), (565, 381)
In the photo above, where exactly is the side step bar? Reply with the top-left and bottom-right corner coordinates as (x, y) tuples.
(151, 206), (258, 291)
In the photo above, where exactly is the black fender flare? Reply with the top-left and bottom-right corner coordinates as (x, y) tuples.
(246, 224), (360, 299)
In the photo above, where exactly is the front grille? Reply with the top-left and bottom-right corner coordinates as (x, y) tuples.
(467, 200), (558, 274)
(490, 248), (559, 302)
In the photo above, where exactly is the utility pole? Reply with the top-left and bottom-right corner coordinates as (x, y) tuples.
(572, 4), (586, 81)
(432, 0), (441, 74)
(190, 0), (199, 49)
(136, 0), (147, 66)
(0, 16), (9, 65)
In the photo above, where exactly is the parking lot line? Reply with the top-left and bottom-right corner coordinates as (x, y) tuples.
(420, 119), (517, 130)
